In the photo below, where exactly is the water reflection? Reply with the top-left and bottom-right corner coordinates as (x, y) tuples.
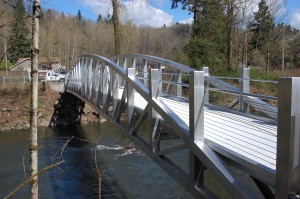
(0, 123), (193, 199)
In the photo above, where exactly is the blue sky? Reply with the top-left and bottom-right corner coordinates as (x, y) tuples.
(42, 0), (300, 28)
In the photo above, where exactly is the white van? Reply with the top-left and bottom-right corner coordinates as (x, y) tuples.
(46, 71), (65, 82)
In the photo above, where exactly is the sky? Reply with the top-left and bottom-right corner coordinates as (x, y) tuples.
(42, 0), (300, 29)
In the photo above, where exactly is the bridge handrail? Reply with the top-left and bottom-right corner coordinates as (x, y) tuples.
(206, 87), (278, 101)
(110, 54), (278, 120)
(205, 73), (278, 120)
(111, 54), (195, 73)
(66, 54), (264, 198)
(65, 54), (300, 198)
(211, 75), (279, 84)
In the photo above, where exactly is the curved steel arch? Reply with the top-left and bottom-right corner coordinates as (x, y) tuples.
(66, 54), (263, 199)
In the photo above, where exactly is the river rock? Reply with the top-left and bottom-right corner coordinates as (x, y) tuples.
(38, 112), (44, 118)
(2, 107), (11, 112)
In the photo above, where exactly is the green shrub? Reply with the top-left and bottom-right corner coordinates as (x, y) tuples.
(0, 60), (13, 70)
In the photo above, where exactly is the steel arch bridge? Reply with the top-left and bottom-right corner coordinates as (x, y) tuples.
(64, 54), (300, 199)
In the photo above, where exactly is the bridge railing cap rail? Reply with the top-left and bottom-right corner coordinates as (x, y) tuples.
(111, 54), (195, 73)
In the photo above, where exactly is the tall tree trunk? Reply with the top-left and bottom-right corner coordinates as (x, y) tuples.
(244, 29), (248, 67)
(266, 40), (270, 75)
(227, 0), (234, 70)
(192, 0), (199, 38)
(281, 25), (285, 71)
(30, 1), (40, 198)
(112, 0), (121, 55)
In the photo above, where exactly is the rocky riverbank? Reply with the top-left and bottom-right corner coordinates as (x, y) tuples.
(0, 83), (103, 131)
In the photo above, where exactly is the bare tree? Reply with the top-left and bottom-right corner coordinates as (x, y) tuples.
(30, 0), (40, 198)
(112, 0), (121, 55)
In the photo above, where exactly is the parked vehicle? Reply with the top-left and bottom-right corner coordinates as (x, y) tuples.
(46, 71), (65, 82)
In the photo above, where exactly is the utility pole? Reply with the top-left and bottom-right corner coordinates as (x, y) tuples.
(30, 0), (40, 198)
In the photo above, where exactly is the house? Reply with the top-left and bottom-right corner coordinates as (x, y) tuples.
(11, 58), (50, 71)
(39, 57), (62, 72)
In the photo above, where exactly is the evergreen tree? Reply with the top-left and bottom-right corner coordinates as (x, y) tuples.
(249, 0), (275, 73)
(8, 0), (31, 63)
(171, 0), (201, 36)
(184, 0), (227, 71)
(77, 10), (82, 22)
(97, 14), (103, 23)
(250, 0), (274, 51)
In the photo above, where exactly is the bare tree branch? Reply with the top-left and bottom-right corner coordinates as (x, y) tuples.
(3, 160), (65, 199)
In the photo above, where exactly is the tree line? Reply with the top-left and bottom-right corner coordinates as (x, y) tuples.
(172, 0), (300, 74)
(0, 0), (300, 74)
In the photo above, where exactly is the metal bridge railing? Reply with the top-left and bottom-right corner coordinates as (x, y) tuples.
(66, 54), (300, 198)
(204, 68), (278, 121)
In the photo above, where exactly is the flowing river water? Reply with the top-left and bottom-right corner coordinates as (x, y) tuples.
(0, 122), (261, 198)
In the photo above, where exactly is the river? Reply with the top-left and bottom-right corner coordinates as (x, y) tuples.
(0, 123), (197, 198)
(0, 122), (263, 198)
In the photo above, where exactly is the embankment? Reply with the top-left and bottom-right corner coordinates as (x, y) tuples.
(0, 83), (102, 131)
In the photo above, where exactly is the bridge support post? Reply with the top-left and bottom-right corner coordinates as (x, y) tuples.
(276, 77), (300, 199)
(176, 70), (182, 97)
(127, 68), (135, 125)
(132, 57), (136, 71)
(142, 59), (148, 86)
(239, 67), (249, 112)
(203, 67), (209, 104)
(189, 70), (205, 187)
(150, 69), (161, 153)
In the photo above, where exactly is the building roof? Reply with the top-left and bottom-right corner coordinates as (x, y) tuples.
(11, 58), (50, 70)
(16, 58), (31, 64)
(39, 57), (62, 64)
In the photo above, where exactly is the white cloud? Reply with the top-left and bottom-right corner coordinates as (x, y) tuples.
(291, 9), (300, 29)
(179, 16), (193, 24)
(78, 0), (173, 28)
(77, 0), (112, 18)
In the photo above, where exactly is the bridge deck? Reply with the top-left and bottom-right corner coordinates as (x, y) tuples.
(132, 91), (277, 171)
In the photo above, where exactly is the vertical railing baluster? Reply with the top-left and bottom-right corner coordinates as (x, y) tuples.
(150, 69), (161, 153)
(91, 61), (97, 104)
(87, 58), (93, 101)
(276, 77), (300, 199)
(143, 59), (148, 87)
(189, 70), (205, 187)
(132, 57), (136, 71)
(96, 64), (103, 107)
(113, 70), (119, 113)
(77, 61), (79, 90)
(240, 67), (249, 112)
(81, 58), (86, 97)
(176, 69), (182, 97)
(203, 67), (209, 104)
(127, 68), (135, 127)
(156, 62), (162, 94)
(94, 63), (100, 106)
